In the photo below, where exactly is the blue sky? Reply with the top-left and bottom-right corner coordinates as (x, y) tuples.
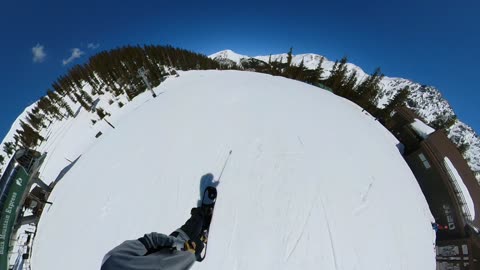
(0, 0), (479, 141)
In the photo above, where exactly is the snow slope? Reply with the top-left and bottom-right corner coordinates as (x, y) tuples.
(30, 71), (435, 270)
(209, 50), (480, 181)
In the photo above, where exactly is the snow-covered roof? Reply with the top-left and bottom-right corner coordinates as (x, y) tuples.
(410, 118), (435, 139)
(444, 157), (475, 220)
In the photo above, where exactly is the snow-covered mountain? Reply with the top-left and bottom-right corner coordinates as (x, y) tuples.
(209, 50), (480, 181)
(208, 50), (249, 68)
(24, 70), (435, 269)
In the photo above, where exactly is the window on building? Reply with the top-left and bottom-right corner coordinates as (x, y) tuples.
(418, 153), (431, 169)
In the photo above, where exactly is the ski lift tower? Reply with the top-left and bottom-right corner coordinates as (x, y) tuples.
(137, 67), (157, 98)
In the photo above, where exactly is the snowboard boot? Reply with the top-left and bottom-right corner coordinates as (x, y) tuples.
(202, 187), (216, 209)
(200, 186), (217, 229)
(202, 186), (217, 207)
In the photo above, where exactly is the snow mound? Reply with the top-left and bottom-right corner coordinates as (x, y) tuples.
(31, 70), (435, 270)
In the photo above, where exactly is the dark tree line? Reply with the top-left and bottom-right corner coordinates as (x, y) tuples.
(225, 48), (409, 123)
(232, 47), (459, 141)
(236, 47), (322, 85)
(3, 45), (220, 155)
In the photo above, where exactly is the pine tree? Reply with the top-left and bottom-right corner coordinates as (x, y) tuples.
(316, 57), (325, 80)
(51, 81), (65, 96)
(457, 142), (470, 154)
(382, 86), (409, 117)
(444, 115), (457, 128)
(96, 108), (107, 119)
(0, 155), (5, 166)
(59, 99), (75, 117)
(331, 60), (338, 75)
(26, 111), (44, 131)
(287, 47), (293, 67)
(38, 96), (62, 119)
(66, 91), (77, 103)
(325, 57), (349, 93)
(16, 121), (45, 148)
(293, 58), (306, 80)
(47, 90), (62, 104)
(80, 90), (94, 105)
(355, 67), (384, 111)
(74, 92), (91, 111)
(3, 142), (15, 157)
(430, 115), (457, 130)
(340, 70), (358, 98)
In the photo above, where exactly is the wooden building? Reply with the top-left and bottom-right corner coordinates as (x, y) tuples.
(389, 107), (480, 269)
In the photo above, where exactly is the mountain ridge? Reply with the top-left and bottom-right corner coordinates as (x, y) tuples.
(209, 50), (480, 181)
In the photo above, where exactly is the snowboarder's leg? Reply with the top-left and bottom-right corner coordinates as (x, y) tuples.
(170, 188), (216, 260)
(179, 207), (206, 239)
(170, 207), (208, 260)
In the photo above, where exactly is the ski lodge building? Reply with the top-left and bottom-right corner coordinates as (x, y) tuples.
(389, 107), (480, 270)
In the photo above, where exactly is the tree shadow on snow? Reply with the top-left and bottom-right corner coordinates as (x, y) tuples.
(73, 105), (82, 118)
(197, 173), (219, 207)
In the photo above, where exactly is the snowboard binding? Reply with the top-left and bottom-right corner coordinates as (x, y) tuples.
(201, 186), (217, 207)
(197, 186), (217, 262)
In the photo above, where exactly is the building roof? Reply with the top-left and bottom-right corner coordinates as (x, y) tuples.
(410, 118), (435, 139)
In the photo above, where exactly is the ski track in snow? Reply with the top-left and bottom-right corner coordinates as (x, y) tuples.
(225, 208), (238, 260)
(361, 178), (374, 203)
(297, 136), (304, 147)
(354, 176), (375, 216)
(101, 196), (111, 218)
(285, 197), (315, 262)
(320, 197), (340, 270)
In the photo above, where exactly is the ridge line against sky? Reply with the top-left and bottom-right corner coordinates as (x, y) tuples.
(0, 0), (478, 142)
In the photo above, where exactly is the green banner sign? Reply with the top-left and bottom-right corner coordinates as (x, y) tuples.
(0, 166), (30, 269)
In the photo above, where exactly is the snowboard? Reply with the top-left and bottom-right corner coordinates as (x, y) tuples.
(197, 186), (217, 262)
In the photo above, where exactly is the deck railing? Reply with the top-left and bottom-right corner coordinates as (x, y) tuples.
(443, 160), (473, 222)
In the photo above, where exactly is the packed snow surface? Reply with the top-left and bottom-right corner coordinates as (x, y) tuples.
(444, 157), (475, 220)
(31, 71), (435, 270)
(410, 118), (435, 139)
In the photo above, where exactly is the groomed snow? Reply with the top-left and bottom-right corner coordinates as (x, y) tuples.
(444, 157), (475, 220)
(31, 70), (435, 270)
(410, 118), (435, 139)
